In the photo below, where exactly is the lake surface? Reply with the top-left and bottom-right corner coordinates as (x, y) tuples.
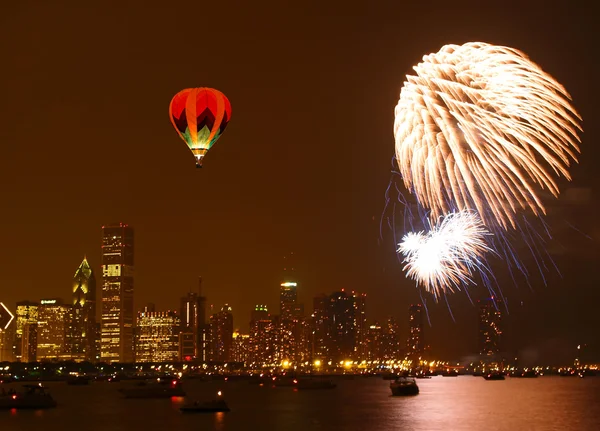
(3, 376), (600, 430)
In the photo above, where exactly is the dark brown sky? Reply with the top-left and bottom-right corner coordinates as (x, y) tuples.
(2, 0), (598, 360)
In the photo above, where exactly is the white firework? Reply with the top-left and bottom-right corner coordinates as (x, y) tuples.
(398, 211), (493, 297)
(394, 42), (582, 231)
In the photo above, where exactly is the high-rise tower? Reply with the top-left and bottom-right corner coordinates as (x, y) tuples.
(71, 257), (97, 362)
(179, 277), (207, 362)
(407, 304), (425, 357)
(478, 298), (502, 357)
(208, 305), (233, 362)
(101, 223), (134, 363)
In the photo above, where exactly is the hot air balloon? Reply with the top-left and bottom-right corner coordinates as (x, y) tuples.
(169, 87), (232, 168)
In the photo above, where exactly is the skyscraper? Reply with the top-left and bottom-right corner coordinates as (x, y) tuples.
(248, 305), (277, 367)
(352, 292), (367, 360)
(14, 301), (38, 362)
(328, 290), (356, 361)
(37, 298), (72, 361)
(381, 317), (401, 360)
(312, 294), (330, 361)
(407, 304), (425, 357)
(101, 223), (134, 363)
(365, 321), (383, 361)
(179, 277), (207, 362)
(478, 298), (502, 357)
(136, 310), (180, 363)
(231, 330), (250, 363)
(71, 257), (97, 362)
(208, 305), (233, 362)
(279, 282), (298, 320)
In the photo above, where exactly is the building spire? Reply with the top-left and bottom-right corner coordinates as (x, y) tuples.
(198, 276), (203, 296)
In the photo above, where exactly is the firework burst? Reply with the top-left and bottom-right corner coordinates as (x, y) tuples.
(394, 42), (582, 231)
(398, 210), (493, 299)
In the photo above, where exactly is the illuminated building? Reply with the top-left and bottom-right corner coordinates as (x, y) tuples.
(381, 317), (401, 360)
(14, 301), (39, 362)
(279, 252), (304, 364)
(71, 257), (97, 362)
(37, 298), (72, 361)
(231, 330), (250, 363)
(279, 281), (298, 362)
(407, 304), (425, 357)
(208, 305), (233, 363)
(365, 322), (383, 361)
(311, 295), (330, 361)
(478, 298), (502, 357)
(353, 292), (367, 360)
(295, 315), (312, 364)
(179, 277), (207, 362)
(280, 282), (298, 320)
(328, 290), (356, 362)
(21, 323), (37, 362)
(101, 223), (134, 363)
(0, 321), (15, 362)
(248, 305), (278, 366)
(135, 309), (180, 363)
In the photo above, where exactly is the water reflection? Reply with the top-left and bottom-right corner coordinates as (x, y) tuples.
(214, 411), (226, 431)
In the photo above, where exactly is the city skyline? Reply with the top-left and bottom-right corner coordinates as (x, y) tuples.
(1, 1), (598, 364)
(0, 232), (597, 363)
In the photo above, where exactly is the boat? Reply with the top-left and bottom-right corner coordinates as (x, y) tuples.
(272, 376), (296, 387)
(180, 391), (230, 413)
(483, 372), (505, 381)
(390, 377), (419, 396)
(296, 378), (337, 390)
(67, 376), (91, 385)
(119, 378), (186, 398)
(0, 385), (57, 409)
(511, 370), (539, 378)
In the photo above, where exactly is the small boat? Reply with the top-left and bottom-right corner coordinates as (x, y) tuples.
(119, 378), (186, 399)
(0, 385), (57, 409)
(511, 370), (539, 378)
(296, 378), (337, 390)
(180, 391), (230, 413)
(390, 377), (419, 396)
(483, 372), (505, 381)
(271, 376), (296, 387)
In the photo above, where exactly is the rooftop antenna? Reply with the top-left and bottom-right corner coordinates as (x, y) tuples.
(199, 276), (203, 296)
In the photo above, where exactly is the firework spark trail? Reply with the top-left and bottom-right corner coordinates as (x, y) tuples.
(394, 42), (582, 232)
(398, 210), (494, 300)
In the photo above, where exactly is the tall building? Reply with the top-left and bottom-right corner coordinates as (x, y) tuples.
(71, 257), (97, 362)
(231, 330), (250, 363)
(407, 304), (425, 358)
(208, 305), (233, 363)
(21, 323), (37, 362)
(365, 321), (383, 361)
(37, 298), (71, 361)
(328, 290), (356, 362)
(478, 298), (502, 357)
(353, 292), (367, 360)
(248, 305), (278, 367)
(381, 317), (401, 360)
(136, 310), (180, 363)
(179, 277), (207, 362)
(101, 223), (134, 363)
(0, 318), (15, 362)
(280, 282), (298, 320)
(14, 301), (39, 362)
(311, 295), (330, 361)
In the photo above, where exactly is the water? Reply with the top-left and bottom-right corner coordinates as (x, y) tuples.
(2, 376), (600, 430)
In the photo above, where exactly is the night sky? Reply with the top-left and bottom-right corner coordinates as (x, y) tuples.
(2, 0), (598, 362)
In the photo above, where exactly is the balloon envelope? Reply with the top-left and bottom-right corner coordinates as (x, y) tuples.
(169, 87), (232, 167)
